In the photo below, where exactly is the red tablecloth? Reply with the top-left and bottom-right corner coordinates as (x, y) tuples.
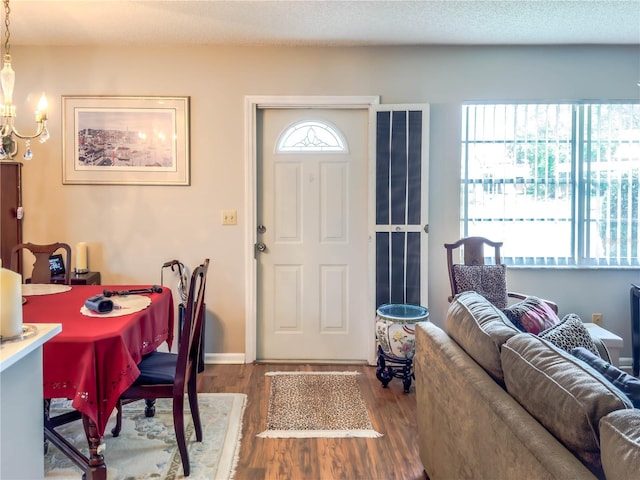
(22, 285), (174, 436)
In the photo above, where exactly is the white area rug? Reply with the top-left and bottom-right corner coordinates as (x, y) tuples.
(257, 371), (382, 438)
(45, 393), (246, 480)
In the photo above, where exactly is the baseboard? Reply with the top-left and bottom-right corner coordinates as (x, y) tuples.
(204, 352), (246, 364)
(201, 354), (370, 365)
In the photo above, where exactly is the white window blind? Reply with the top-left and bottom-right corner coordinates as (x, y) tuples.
(461, 102), (639, 267)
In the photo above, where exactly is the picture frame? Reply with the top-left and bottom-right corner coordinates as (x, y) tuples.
(62, 96), (190, 185)
(49, 254), (65, 275)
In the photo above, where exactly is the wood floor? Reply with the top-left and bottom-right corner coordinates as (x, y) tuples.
(199, 363), (426, 480)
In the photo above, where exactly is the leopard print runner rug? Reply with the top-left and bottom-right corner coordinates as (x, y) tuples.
(257, 371), (382, 438)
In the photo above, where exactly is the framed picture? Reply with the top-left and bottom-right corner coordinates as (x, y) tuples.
(62, 96), (190, 185)
(49, 254), (65, 275)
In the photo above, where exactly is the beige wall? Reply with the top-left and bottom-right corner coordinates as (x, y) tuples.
(12, 44), (640, 360)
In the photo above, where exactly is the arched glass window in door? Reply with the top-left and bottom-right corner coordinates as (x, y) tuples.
(276, 120), (348, 153)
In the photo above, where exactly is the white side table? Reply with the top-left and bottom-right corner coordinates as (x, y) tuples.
(1, 323), (61, 479)
(584, 323), (623, 367)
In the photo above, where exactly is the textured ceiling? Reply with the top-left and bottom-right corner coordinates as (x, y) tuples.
(4, 0), (640, 47)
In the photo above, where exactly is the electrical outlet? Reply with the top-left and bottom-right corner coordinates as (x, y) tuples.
(592, 313), (603, 326)
(222, 209), (237, 225)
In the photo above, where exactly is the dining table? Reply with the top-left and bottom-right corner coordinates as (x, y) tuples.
(22, 283), (174, 480)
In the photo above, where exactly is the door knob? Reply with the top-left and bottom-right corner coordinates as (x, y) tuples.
(256, 242), (267, 252)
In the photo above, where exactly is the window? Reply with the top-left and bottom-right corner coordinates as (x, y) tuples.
(276, 120), (347, 153)
(461, 102), (639, 267)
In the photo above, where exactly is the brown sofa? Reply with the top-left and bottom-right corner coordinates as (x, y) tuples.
(414, 291), (640, 480)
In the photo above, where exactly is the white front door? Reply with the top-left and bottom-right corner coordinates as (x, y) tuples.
(256, 108), (370, 361)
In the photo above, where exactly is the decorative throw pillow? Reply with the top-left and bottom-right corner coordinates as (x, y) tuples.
(572, 347), (640, 408)
(538, 313), (601, 357)
(502, 296), (561, 334)
(452, 264), (508, 309)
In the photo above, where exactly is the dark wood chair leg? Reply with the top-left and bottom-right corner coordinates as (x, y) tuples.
(173, 393), (189, 476)
(187, 375), (202, 441)
(144, 398), (156, 417)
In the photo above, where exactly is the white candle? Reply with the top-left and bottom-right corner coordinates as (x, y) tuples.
(0, 267), (23, 339)
(76, 242), (88, 271)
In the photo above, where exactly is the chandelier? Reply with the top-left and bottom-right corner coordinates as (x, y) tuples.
(0, 0), (49, 160)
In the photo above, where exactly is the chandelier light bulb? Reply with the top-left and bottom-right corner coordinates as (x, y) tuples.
(37, 92), (47, 112)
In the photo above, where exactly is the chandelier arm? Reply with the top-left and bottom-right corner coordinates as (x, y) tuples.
(7, 121), (47, 140)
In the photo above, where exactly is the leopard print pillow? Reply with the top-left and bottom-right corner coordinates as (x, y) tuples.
(452, 264), (508, 309)
(539, 313), (601, 358)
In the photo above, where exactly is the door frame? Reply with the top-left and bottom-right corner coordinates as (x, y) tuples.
(244, 95), (380, 364)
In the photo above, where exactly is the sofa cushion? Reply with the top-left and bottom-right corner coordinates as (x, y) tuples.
(452, 264), (508, 309)
(539, 313), (601, 357)
(502, 295), (561, 334)
(445, 291), (520, 384)
(599, 409), (640, 480)
(572, 347), (640, 408)
(501, 333), (632, 477)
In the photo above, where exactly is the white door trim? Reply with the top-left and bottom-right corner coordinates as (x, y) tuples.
(244, 95), (380, 363)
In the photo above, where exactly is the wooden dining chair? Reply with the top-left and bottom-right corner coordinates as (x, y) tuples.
(444, 236), (558, 313)
(10, 242), (72, 284)
(111, 258), (210, 477)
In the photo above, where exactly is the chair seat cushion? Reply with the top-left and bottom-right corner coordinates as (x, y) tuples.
(134, 351), (177, 385)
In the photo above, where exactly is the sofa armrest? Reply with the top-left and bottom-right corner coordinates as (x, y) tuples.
(591, 336), (612, 364)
